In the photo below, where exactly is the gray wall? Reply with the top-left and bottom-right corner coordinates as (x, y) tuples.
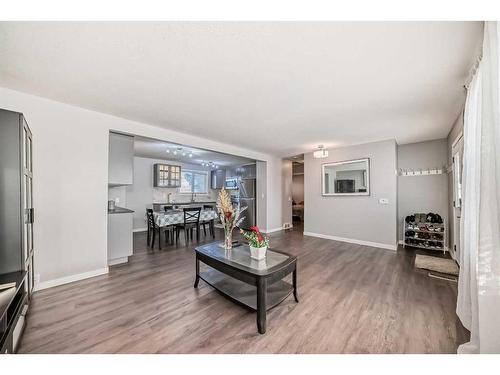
(292, 174), (304, 203)
(397, 139), (449, 242)
(292, 163), (304, 204)
(304, 139), (398, 249)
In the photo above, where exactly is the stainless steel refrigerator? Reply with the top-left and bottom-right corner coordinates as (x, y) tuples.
(238, 178), (256, 230)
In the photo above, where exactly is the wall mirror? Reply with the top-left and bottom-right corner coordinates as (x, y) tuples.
(322, 158), (370, 196)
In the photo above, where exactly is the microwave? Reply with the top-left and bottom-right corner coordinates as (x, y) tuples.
(225, 178), (239, 190)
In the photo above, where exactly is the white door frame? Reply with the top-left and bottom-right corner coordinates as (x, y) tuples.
(451, 131), (464, 263)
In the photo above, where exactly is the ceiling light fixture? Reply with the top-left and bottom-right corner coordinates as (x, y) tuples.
(313, 145), (328, 159)
(166, 149), (170, 153)
(189, 153), (193, 157)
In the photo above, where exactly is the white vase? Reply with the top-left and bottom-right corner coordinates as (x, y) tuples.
(250, 245), (267, 260)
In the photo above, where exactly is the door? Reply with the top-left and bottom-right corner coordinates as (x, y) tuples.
(22, 117), (34, 297)
(452, 133), (464, 263)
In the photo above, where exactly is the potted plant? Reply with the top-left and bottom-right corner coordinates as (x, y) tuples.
(216, 187), (247, 250)
(240, 226), (269, 260)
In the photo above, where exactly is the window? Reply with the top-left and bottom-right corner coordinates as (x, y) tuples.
(180, 170), (208, 194)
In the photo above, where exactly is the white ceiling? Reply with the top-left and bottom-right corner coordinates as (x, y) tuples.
(0, 22), (483, 157)
(134, 136), (255, 167)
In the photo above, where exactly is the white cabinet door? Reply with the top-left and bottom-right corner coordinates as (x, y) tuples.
(107, 213), (133, 264)
(108, 132), (134, 185)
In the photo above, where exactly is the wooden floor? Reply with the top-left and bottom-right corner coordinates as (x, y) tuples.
(19, 225), (469, 353)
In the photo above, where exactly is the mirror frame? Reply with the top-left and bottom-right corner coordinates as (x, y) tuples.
(321, 158), (370, 196)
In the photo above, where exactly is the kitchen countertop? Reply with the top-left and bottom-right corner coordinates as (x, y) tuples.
(108, 206), (135, 214)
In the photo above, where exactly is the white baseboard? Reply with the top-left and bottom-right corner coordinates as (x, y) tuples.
(263, 227), (284, 234)
(108, 257), (129, 266)
(303, 231), (397, 251)
(133, 227), (147, 233)
(34, 267), (109, 292)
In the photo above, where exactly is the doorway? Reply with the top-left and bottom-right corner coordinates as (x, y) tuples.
(291, 156), (305, 230)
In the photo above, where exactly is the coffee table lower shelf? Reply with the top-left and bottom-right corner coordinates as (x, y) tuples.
(199, 268), (293, 311)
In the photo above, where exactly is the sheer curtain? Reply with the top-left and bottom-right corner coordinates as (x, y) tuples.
(457, 21), (500, 354)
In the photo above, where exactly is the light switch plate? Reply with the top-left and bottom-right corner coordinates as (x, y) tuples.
(379, 198), (389, 204)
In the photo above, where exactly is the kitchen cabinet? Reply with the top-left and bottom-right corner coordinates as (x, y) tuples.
(211, 169), (226, 189)
(228, 164), (256, 179)
(107, 209), (134, 265)
(153, 164), (181, 188)
(108, 132), (134, 186)
(241, 164), (256, 179)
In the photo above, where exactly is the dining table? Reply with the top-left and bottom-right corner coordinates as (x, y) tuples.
(153, 208), (218, 228)
(151, 208), (219, 248)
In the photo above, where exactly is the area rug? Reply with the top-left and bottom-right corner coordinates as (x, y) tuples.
(414, 254), (459, 276)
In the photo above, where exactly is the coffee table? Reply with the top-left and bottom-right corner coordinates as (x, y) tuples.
(194, 242), (298, 334)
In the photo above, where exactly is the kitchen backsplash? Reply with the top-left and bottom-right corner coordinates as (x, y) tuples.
(108, 186), (127, 206)
(152, 187), (218, 203)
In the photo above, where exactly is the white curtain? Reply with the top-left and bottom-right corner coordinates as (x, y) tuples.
(457, 21), (500, 354)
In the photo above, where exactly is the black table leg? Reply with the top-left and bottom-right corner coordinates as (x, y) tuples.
(194, 254), (200, 288)
(256, 278), (267, 334)
(293, 265), (299, 303)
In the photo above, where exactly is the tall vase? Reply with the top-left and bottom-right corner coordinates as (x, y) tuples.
(224, 227), (233, 250)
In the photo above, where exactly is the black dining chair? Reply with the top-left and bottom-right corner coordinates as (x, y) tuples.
(146, 208), (172, 250)
(175, 207), (201, 244)
(201, 204), (216, 238)
(162, 206), (175, 245)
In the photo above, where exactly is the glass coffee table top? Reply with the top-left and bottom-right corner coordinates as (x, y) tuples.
(196, 242), (291, 273)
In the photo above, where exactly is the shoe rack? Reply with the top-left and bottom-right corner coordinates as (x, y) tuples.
(403, 218), (447, 253)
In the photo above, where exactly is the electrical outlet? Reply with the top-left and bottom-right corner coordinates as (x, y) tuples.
(34, 273), (40, 284)
(379, 198), (389, 204)
(115, 197), (120, 204)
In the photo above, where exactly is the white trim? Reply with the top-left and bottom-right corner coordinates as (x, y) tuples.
(303, 231), (397, 251)
(34, 267), (109, 292)
(262, 227), (283, 234)
(133, 227), (148, 233)
(108, 257), (129, 266)
(451, 130), (464, 149)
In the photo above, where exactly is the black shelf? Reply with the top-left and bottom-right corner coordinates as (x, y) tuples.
(0, 271), (26, 321)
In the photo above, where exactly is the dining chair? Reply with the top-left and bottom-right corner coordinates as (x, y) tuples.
(146, 208), (172, 250)
(201, 204), (216, 238)
(162, 205), (175, 244)
(175, 207), (201, 244)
